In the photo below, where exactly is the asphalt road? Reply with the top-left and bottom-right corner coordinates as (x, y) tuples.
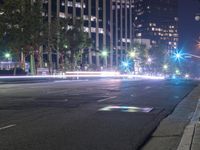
(0, 79), (198, 150)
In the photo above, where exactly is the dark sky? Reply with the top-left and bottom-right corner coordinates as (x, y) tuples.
(179, 0), (200, 53)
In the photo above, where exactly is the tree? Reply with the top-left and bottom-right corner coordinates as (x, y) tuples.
(129, 42), (149, 73)
(149, 45), (167, 73)
(0, 0), (45, 75)
(61, 19), (92, 70)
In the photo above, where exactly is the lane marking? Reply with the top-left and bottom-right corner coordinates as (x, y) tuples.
(98, 96), (117, 102)
(99, 105), (153, 113)
(0, 124), (16, 131)
(144, 86), (151, 89)
(64, 99), (69, 102)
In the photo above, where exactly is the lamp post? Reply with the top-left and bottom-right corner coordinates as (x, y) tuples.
(128, 50), (138, 74)
(5, 53), (11, 61)
(4, 52), (12, 69)
(101, 50), (108, 68)
(174, 51), (200, 60)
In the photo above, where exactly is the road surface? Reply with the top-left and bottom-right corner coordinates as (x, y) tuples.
(0, 79), (197, 150)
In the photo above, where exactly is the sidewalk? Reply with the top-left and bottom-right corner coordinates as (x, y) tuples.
(141, 84), (200, 150)
(177, 99), (200, 150)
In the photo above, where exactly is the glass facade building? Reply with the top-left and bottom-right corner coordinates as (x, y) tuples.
(133, 0), (179, 51)
(43, 0), (134, 68)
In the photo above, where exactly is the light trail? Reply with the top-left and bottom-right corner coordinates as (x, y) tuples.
(0, 71), (165, 80)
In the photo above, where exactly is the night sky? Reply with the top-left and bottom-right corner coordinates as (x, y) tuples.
(179, 0), (200, 53)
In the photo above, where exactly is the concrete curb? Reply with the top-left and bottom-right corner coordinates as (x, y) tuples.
(141, 85), (200, 150)
(177, 99), (200, 150)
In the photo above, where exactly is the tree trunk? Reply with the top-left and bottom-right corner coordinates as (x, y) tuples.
(70, 50), (75, 71)
(30, 48), (36, 75)
(48, 47), (52, 74)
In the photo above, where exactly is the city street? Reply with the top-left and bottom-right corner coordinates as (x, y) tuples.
(0, 79), (198, 150)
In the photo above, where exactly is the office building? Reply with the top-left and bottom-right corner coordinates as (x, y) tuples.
(133, 0), (179, 51)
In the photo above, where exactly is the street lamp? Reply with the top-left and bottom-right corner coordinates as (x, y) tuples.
(4, 52), (12, 62)
(129, 51), (136, 58)
(101, 50), (108, 68)
(5, 53), (11, 59)
(101, 50), (108, 57)
(147, 58), (152, 63)
(175, 69), (180, 75)
(163, 64), (168, 70)
(174, 51), (200, 59)
(64, 44), (68, 49)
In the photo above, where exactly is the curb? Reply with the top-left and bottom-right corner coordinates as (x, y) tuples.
(141, 84), (200, 150)
(177, 99), (200, 150)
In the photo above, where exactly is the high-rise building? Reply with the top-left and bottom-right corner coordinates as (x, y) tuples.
(133, 0), (179, 51)
(42, 0), (134, 68)
(112, 0), (134, 66)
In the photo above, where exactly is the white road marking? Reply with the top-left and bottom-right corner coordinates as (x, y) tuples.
(144, 86), (151, 89)
(98, 96), (117, 102)
(0, 124), (16, 131)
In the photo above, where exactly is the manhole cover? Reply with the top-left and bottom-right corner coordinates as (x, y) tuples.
(99, 105), (153, 113)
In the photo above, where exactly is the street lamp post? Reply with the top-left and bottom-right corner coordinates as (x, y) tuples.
(101, 50), (108, 68)
(174, 51), (200, 60)
(185, 53), (200, 59)
(5, 53), (11, 61)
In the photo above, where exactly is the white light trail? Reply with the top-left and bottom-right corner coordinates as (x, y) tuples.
(0, 71), (165, 80)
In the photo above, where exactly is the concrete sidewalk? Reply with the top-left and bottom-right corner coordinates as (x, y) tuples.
(177, 99), (200, 150)
(141, 84), (200, 150)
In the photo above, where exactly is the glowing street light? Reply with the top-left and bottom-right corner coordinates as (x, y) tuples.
(101, 50), (108, 57)
(176, 53), (181, 58)
(147, 58), (152, 63)
(163, 64), (168, 70)
(175, 69), (180, 75)
(5, 53), (11, 59)
(64, 44), (68, 49)
(122, 61), (129, 67)
(185, 74), (190, 78)
(101, 50), (108, 68)
(129, 51), (136, 58)
(173, 51), (184, 61)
